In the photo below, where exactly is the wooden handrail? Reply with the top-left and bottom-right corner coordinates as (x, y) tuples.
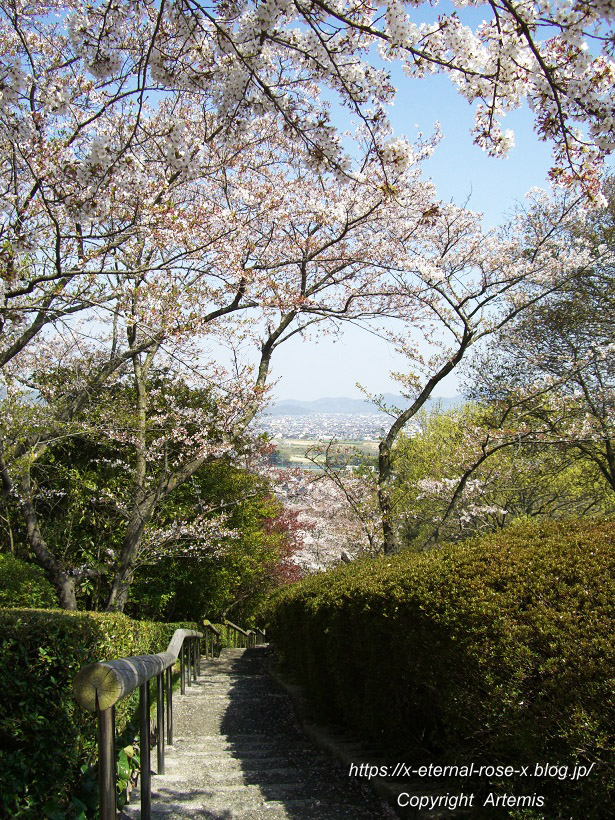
(204, 622), (221, 636)
(74, 621), (263, 817)
(225, 619), (250, 637)
(73, 629), (201, 712)
(224, 619), (254, 648)
(201, 621), (222, 659)
(73, 628), (202, 820)
(223, 621), (266, 648)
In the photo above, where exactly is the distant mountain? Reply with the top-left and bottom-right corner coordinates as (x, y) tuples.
(264, 394), (463, 416)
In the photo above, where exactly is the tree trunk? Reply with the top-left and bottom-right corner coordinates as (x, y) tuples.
(105, 313), (294, 611)
(56, 573), (79, 610)
(17, 468), (78, 609)
(104, 565), (134, 613)
(105, 503), (153, 612)
(375, 339), (473, 554)
(378, 439), (399, 554)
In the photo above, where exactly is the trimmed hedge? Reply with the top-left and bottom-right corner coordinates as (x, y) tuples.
(0, 608), (198, 818)
(0, 554), (56, 609)
(263, 520), (615, 817)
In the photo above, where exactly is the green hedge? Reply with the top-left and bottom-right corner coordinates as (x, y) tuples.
(0, 609), (198, 818)
(263, 520), (615, 817)
(0, 554), (56, 608)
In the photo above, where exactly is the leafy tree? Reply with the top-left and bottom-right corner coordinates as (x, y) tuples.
(370, 191), (604, 552)
(0, 370), (299, 613)
(127, 461), (300, 623)
(468, 176), (615, 495)
(391, 404), (615, 549)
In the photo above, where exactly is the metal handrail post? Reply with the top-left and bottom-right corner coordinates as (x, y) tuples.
(180, 644), (186, 694)
(166, 666), (173, 745)
(156, 672), (165, 774)
(139, 681), (152, 819)
(97, 703), (116, 820)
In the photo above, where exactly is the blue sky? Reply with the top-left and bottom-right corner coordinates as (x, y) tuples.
(270, 65), (556, 401)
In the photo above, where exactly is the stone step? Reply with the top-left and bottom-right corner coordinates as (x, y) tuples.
(170, 741), (313, 752)
(153, 764), (331, 784)
(173, 734), (315, 747)
(160, 767), (342, 787)
(167, 745), (326, 762)
(163, 754), (332, 771)
(124, 797), (388, 819)
(124, 789), (389, 819)
(145, 768), (369, 794)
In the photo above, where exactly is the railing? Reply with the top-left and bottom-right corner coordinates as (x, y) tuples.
(224, 619), (256, 648)
(202, 620), (222, 658)
(73, 628), (202, 820)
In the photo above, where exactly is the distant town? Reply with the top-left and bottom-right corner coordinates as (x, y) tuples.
(250, 395), (460, 442)
(254, 412), (394, 441)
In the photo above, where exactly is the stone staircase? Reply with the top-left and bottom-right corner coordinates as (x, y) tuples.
(122, 645), (397, 819)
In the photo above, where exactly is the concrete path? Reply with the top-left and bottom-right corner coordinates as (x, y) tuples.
(122, 646), (397, 819)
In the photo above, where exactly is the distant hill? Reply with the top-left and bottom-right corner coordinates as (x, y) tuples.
(264, 394), (463, 416)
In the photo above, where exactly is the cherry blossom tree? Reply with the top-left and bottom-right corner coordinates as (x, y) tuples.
(467, 178), (615, 498)
(2, 0), (614, 375)
(368, 188), (610, 552)
(1, 0), (613, 214)
(95, 142), (453, 607)
(2, 0), (614, 362)
(2, 16), (613, 589)
(268, 464), (379, 572)
(0, 133), (448, 607)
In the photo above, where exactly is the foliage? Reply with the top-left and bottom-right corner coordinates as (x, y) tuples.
(2, 1), (615, 584)
(126, 460), (300, 623)
(0, 554), (56, 609)
(270, 466), (381, 572)
(392, 404), (615, 547)
(0, 608), (197, 818)
(0, 372), (299, 614)
(264, 520), (615, 817)
(468, 175), (615, 499)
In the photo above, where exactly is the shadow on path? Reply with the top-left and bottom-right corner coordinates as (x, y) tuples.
(217, 646), (397, 819)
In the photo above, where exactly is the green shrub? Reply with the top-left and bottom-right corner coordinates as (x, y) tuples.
(0, 609), (197, 818)
(263, 520), (615, 818)
(0, 554), (56, 608)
